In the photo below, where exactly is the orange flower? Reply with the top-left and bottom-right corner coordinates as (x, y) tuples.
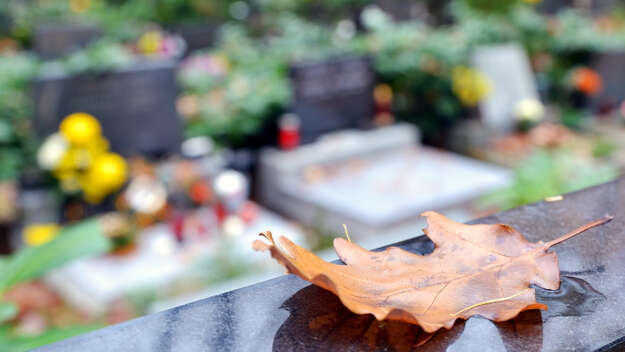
(572, 67), (603, 96)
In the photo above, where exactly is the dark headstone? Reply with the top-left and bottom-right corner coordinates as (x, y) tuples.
(375, 0), (433, 22)
(169, 22), (220, 55)
(589, 0), (619, 13)
(536, 0), (573, 14)
(289, 55), (374, 144)
(537, 0), (617, 14)
(33, 22), (100, 60)
(591, 51), (625, 113)
(33, 60), (182, 157)
(0, 13), (11, 36)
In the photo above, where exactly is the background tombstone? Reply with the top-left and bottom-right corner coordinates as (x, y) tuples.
(170, 22), (220, 56)
(537, 0), (617, 14)
(536, 0), (574, 14)
(288, 55), (374, 144)
(375, 0), (423, 22)
(33, 22), (100, 60)
(589, 0), (615, 13)
(0, 12), (11, 36)
(471, 43), (540, 133)
(33, 60), (182, 158)
(374, 0), (452, 25)
(590, 51), (625, 113)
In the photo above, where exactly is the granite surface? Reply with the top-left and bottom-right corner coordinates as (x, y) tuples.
(38, 179), (625, 351)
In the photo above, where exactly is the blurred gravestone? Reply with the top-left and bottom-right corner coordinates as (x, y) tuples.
(33, 22), (100, 60)
(471, 43), (539, 133)
(536, 0), (573, 14)
(591, 51), (625, 113)
(375, 0), (421, 21)
(170, 22), (220, 55)
(0, 13), (11, 36)
(537, 0), (617, 14)
(586, 0), (618, 13)
(289, 55), (374, 144)
(33, 60), (182, 157)
(374, 0), (451, 24)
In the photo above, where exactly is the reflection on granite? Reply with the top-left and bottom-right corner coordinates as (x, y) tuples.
(538, 276), (606, 320)
(38, 179), (625, 351)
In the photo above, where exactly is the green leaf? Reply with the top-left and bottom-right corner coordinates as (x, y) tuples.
(0, 302), (17, 324)
(0, 219), (111, 293)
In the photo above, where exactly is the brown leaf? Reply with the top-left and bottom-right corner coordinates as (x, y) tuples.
(253, 212), (612, 333)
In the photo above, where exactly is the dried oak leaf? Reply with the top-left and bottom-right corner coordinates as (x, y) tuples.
(253, 211), (611, 333)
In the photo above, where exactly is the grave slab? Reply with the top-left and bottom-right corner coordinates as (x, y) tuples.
(44, 207), (303, 315)
(258, 124), (510, 240)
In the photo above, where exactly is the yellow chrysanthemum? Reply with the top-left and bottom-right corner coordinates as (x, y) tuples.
(69, 0), (91, 13)
(90, 153), (128, 190)
(80, 152), (128, 203)
(137, 31), (163, 55)
(23, 224), (60, 246)
(81, 181), (110, 204)
(452, 66), (492, 106)
(60, 113), (102, 147)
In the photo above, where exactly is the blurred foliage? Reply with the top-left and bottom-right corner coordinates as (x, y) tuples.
(549, 10), (625, 53)
(40, 38), (135, 75)
(0, 219), (110, 351)
(0, 53), (39, 181)
(116, 0), (239, 24)
(178, 16), (353, 146)
(0, 0), (242, 43)
(458, 0), (525, 15)
(0, 219), (110, 293)
(360, 14), (470, 141)
(178, 25), (290, 146)
(591, 137), (616, 158)
(559, 107), (586, 130)
(2, 0), (625, 169)
(257, 0), (369, 24)
(452, 3), (548, 51)
(176, 4), (625, 145)
(483, 148), (618, 210)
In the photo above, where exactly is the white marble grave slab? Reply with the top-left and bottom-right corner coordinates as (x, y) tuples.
(44, 208), (303, 314)
(283, 147), (510, 227)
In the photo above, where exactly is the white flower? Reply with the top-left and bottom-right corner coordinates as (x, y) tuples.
(361, 5), (391, 30)
(334, 20), (356, 42)
(125, 176), (168, 214)
(37, 133), (68, 170)
(515, 98), (545, 122)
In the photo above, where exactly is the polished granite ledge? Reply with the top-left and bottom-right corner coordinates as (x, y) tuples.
(37, 179), (625, 351)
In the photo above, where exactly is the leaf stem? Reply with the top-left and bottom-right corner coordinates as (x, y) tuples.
(545, 215), (613, 248)
(343, 224), (351, 242)
(450, 288), (531, 316)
